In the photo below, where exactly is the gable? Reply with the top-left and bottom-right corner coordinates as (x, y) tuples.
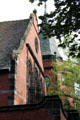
(0, 19), (29, 68)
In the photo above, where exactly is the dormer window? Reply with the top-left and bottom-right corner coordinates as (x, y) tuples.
(35, 37), (39, 53)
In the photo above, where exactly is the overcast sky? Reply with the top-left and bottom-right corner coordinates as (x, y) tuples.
(0, 0), (67, 60)
(0, 0), (54, 22)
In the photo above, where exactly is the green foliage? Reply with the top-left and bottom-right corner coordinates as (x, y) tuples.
(29, 0), (80, 112)
(53, 59), (80, 85)
(29, 0), (46, 6)
(58, 35), (78, 58)
(63, 98), (71, 110)
(29, 0), (80, 58)
(29, 0), (34, 3)
(52, 59), (80, 112)
(47, 79), (63, 96)
(75, 100), (80, 113)
(63, 98), (75, 110)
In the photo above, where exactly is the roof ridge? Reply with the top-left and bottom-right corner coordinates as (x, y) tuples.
(0, 19), (29, 23)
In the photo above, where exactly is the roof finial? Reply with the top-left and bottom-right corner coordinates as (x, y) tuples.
(33, 9), (37, 15)
(44, 0), (47, 15)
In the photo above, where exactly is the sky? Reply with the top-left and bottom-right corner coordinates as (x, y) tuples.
(0, 0), (67, 60)
(0, 0), (54, 22)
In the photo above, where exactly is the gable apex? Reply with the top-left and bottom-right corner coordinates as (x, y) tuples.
(0, 13), (39, 68)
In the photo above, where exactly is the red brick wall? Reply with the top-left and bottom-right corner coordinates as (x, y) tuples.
(0, 96), (67, 120)
(26, 22), (44, 71)
(0, 109), (53, 120)
(0, 105), (67, 120)
(0, 72), (13, 106)
(43, 61), (56, 83)
(14, 15), (45, 105)
(0, 14), (46, 106)
(14, 44), (27, 104)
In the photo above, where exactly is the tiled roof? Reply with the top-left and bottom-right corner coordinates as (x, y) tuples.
(40, 34), (51, 56)
(40, 35), (60, 57)
(0, 19), (29, 68)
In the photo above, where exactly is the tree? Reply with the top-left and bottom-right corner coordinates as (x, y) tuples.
(29, 0), (80, 111)
(51, 59), (80, 112)
(29, 0), (80, 58)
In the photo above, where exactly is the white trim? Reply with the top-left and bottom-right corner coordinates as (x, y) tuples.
(0, 90), (14, 93)
(16, 54), (27, 67)
(15, 91), (26, 103)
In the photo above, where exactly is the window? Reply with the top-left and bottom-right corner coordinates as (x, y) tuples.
(33, 67), (38, 95)
(27, 59), (32, 88)
(27, 60), (44, 104)
(27, 59), (32, 73)
(27, 59), (33, 103)
(45, 76), (50, 87)
(35, 37), (39, 53)
(61, 75), (64, 81)
(40, 78), (45, 96)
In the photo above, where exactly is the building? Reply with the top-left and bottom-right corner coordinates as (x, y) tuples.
(0, 12), (79, 119)
(0, 13), (46, 106)
(40, 35), (63, 89)
(40, 34), (75, 105)
(0, 95), (68, 120)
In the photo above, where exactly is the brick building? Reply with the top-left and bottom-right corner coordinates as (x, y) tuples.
(40, 34), (75, 106)
(0, 13), (46, 106)
(0, 12), (79, 119)
(40, 35), (63, 88)
(0, 96), (68, 120)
